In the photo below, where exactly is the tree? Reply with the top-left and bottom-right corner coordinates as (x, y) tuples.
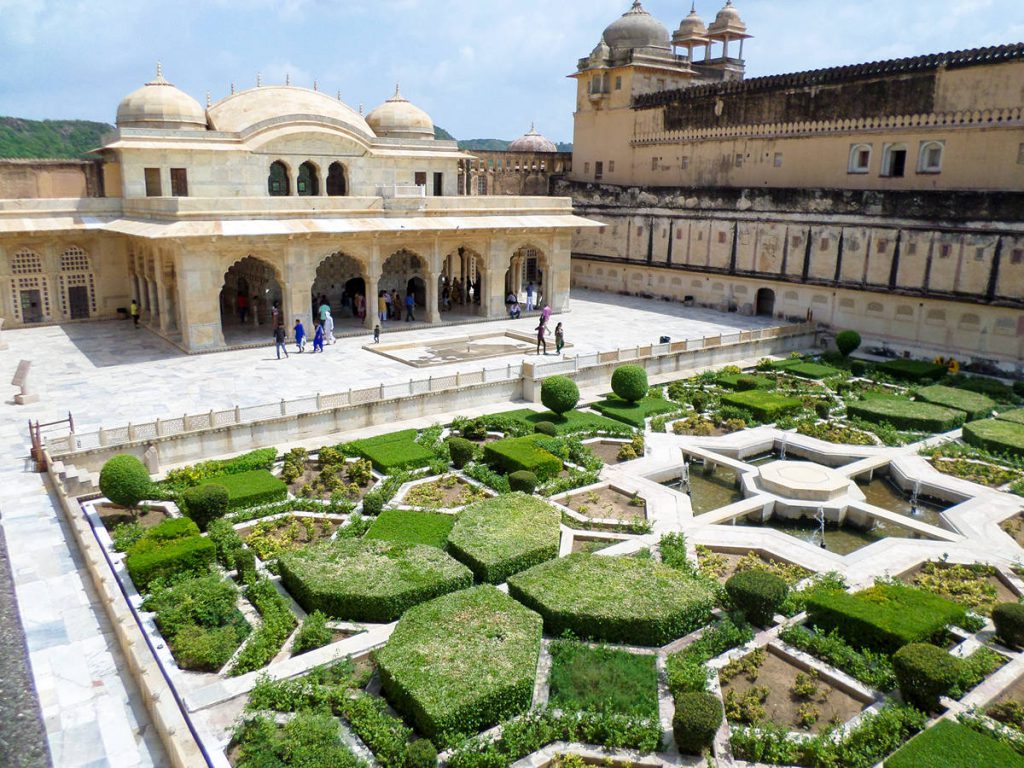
(541, 376), (580, 415)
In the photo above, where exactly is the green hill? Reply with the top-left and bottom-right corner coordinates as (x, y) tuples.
(0, 117), (113, 159)
(434, 125), (456, 141)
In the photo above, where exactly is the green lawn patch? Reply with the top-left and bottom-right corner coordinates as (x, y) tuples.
(916, 385), (995, 421)
(548, 639), (659, 717)
(507, 553), (716, 646)
(483, 435), (563, 480)
(480, 408), (631, 436)
(717, 373), (775, 390)
(876, 359), (947, 382)
(997, 409), (1024, 426)
(964, 419), (1024, 459)
(447, 493), (561, 583)
(203, 469), (288, 510)
(806, 583), (966, 654)
(772, 359), (840, 379)
(948, 376), (1019, 403)
(846, 397), (964, 432)
(885, 719), (1024, 768)
(591, 395), (679, 428)
(365, 509), (455, 549)
(347, 429), (436, 473)
(720, 390), (804, 422)
(278, 538), (472, 622)
(375, 585), (543, 744)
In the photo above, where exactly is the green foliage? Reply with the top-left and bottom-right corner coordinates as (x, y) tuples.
(205, 518), (245, 569)
(232, 711), (364, 768)
(885, 719), (1024, 768)
(348, 430), (436, 473)
(181, 483), (229, 530)
(110, 521), (144, 552)
(836, 330), (862, 357)
(405, 739), (438, 768)
(773, 359), (842, 379)
(483, 435), (563, 480)
(591, 394), (678, 427)
(541, 376), (581, 415)
(365, 509), (456, 549)
(876, 359), (947, 382)
(999, 409), (1024, 426)
(125, 518), (215, 592)
(964, 419), (1024, 459)
(916, 385), (996, 420)
(507, 553), (715, 646)
(202, 470), (288, 511)
(658, 532), (691, 572)
(780, 625), (896, 691)
(229, 578), (298, 676)
(665, 618), (754, 696)
(508, 470), (538, 494)
(720, 390), (803, 421)
(0, 117), (113, 159)
(726, 569), (788, 627)
(476, 409), (631, 437)
(447, 493), (560, 583)
(718, 373), (773, 390)
(851, 359), (868, 377)
(461, 462), (511, 494)
(949, 375), (1020, 403)
(673, 691), (723, 755)
(447, 437), (476, 469)
(99, 454), (152, 508)
(158, 448), (278, 496)
(846, 396), (964, 432)
(292, 611), (333, 655)
(611, 365), (649, 403)
(374, 585), (543, 745)
(993, 602), (1024, 648)
(533, 420), (558, 437)
(892, 643), (962, 711)
(548, 639), (659, 717)
(806, 583), (965, 653)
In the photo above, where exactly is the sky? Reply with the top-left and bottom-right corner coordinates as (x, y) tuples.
(0, 0), (1022, 143)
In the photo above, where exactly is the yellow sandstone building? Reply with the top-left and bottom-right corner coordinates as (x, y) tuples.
(0, 70), (585, 351)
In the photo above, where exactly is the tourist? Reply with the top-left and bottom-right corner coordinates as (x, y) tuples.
(130, 298), (140, 328)
(323, 309), (335, 345)
(506, 292), (521, 319)
(405, 292), (415, 321)
(526, 281), (535, 312)
(384, 288), (393, 319)
(555, 322), (564, 354)
(273, 324), (288, 359)
(442, 283), (450, 311)
(238, 292), (249, 324)
(318, 296), (330, 325)
(294, 318), (306, 353)
(535, 318), (548, 355)
(373, 324), (381, 344)
(378, 291), (387, 325)
(473, 276), (481, 305)
(271, 300), (282, 329)
(355, 293), (365, 320)
(312, 321), (324, 353)
(391, 289), (400, 319)
(542, 303), (552, 325)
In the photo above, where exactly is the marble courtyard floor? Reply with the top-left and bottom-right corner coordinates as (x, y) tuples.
(0, 291), (780, 767)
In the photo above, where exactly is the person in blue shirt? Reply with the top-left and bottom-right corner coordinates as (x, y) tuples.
(294, 318), (306, 353)
(312, 322), (324, 353)
(405, 292), (415, 322)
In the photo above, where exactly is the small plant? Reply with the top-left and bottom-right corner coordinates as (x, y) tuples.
(405, 739), (438, 768)
(508, 470), (539, 494)
(836, 330), (862, 357)
(111, 521), (144, 552)
(720, 648), (765, 683)
(673, 690), (723, 754)
(616, 443), (638, 461)
(724, 686), (769, 724)
(791, 670), (821, 700)
(99, 454), (152, 511)
(611, 365), (649, 403)
(461, 419), (488, 441)
(892, 642), (962, 712)
(993, 602), (1024, 648)
(447, 436), (475, 469)
(534, 421), (558, 437)
(796, 701), (821, 729)
(292, 610), (333, 655)
(628, 492), (644, 508)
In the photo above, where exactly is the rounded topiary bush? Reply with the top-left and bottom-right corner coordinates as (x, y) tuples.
(508, 470), (538, 494)
(689, 392), (709, 413)
(892, 642), (962, 712)
(814, 401), (831, 419)
(736, 376), (759, 392)
(446, 436), (475, 469)
(99, 454), (152, 509)
(534, 421), (558, 437)
(993, 603), (1024, 649)
(611, 365), (649, 403)
(541, 375), (580, 416)
(836, 330), (862, 357)
(725, 569), (788, 627)
(850, 359), (867, 377)
(673, 691), (723, 755)
(181, 483), (229, 530)
(362, 491), (384, 517)
(405, 739), (437, 768)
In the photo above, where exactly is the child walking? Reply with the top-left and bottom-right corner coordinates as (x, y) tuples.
(373, 324), (381, 344)
(294, 318), (306, 353)
(555, 322), (564, 355)
(312, 322), (324, 353)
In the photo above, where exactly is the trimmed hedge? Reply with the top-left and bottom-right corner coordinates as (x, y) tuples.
(534, 421), (558, 437)
(507, 553), (716, 646)
(365, 509), (456, 549)
(836, 330), (862, 357)
(993, 602), (1024, 648)
(611, 365), (649, 403)
(100, 454), (152, 508)
(592, 394), (678, 428)
(673, 691), (723, 755)
(951, 376), (1018, 402)
(876, 359), (947, 382)
(279, 538), (473, 622)
(726, 570), (788, 627)
(964, 419), (1024, 459)
(202, 470), (287, 511)
(885, 719), (1024, 768)
(349, 429), (436, 473)
(447, 493), (560, 583)
(478, 408), (632, 436)
(375, 585), (543, 744)
(892, 643), (962, 712)
(181, 483), (229, 530)
(508, 470), (538, 494)
(718, 373), (773, 390)
(447, 437), (475, 469)
(125, 518), (215, 592)
(720, 390), (803, 422)
(541, 376), (581, 415)
(846, 397), (965, 432)
(998, 409), (1024, 426)
(806, 583), (965, 654)
(916, 385), (995, 421)
(774, 360), (841, 379)
(483, 435), (563, 480)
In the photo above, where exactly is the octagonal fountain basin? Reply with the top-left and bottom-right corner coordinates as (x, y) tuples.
(757, 461), (854, 503)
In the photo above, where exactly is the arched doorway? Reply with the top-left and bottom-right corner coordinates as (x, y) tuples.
(268, 161), (290, 196)
(221, 256), (283, 341)
(442, 246), (486, 318)
(756, 288), (776, 317)
(298, 162), (319, 196)
(506, 245), (547, 311)
(381, 249), (427, 322)
(312, 251), (366, 324)
(326, 162), (347, 196)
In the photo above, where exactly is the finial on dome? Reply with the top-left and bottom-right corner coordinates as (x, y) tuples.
(359, 103), (364, 115)
(156, 62), (163, 79)
(313, 79), (318, 92)
(285, 73), (291, 86)
(230, 81), (236, 95)
(206, 91), (211, 107)
(257, 72), (262, 87)
(394, 82), (402, 98)
(691, 1), (697, 11)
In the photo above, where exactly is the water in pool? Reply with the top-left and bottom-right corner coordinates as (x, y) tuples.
(857, 476), (947, 529)
(662, 462), (743, 514)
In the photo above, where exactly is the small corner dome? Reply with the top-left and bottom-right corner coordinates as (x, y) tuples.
(116, 65), (207, 130)
(676, 4), (708, 39)
(708, 0), (747, 35)
(603, 1), (670, 51)
(508, 124), (557, 153)
(366, 86), (434, 140)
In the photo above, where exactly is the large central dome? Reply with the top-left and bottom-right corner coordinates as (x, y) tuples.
(206, 86), (374, 138)
(603, 1), (671, 51)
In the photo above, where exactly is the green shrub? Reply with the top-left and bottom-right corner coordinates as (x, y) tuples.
(483, 436), (563, 480)
(159, 448), (278, 494)
(916, 385), (996, 420)
(365, 509), (455, 549)
(814, 401), (831, 419)
(673, 691), (723, 755)
(836, 330), (862, 357)
(666, 618), (754, 696)
(279, 538), (472, 622)
(851, 359), (867, 377)
(736, 375), (760, 391)
(477, 408), (630, 437)
(1016, 381), (1024, 398)
(111, 521), (144, 552)
(611, 365), (649, 403)
(846, 397), (964, 432)
(726, 570), (788, 627)
(229, 577), (298, 675)
(950, 376), (1018, 402)
(446, 437), (475, 469)
(885, 718), (1024, 768)
(447, 493), (560, 583)
(99, 454), (151, 508)
(993, 602), (1024, 649)
(718, 373), (772, 391)
(201, 470), (287, 511)
(541, 376), (580, 415)
(181, 483), (229, 530)
(362, 490), (384, 516)
(374, 585), (543, 744)
(508, 553), (716, 646)
(508, 470), (538, 494)
(405, 739), (438, 768)
(877, 359), (946, 382)
(292, 610), (332, 655)
(534, 420), (558, 437)
(892, 643), (962, 711)
(349, 429), (436, 473)
(998, 409), (1024, 425)
(806, 583), (965, 653)
(779, 625), (896, 691)
(461, 419), (488, 441)
(232, 711), (364, 768)
(964, 419), (1024, 459)
(592, 395), (679, 427)
(775, 360), (841, 379)
(125, 519), (215, 592)
(720, 390), (803, 422)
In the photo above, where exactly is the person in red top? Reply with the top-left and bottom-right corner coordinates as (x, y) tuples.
(237, 292), (249, 324)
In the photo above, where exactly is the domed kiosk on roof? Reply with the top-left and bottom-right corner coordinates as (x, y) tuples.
(206, 85), (374, 139)
(707, 0), (749, 39)
(116, 64), (207, 131)
(366, 85), (435, 140)
(602, 0), (671, 51)
(508, 124), (557, 153)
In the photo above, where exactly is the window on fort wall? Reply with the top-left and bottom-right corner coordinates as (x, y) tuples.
(917, 141), (944, 174)
(1012, 249), (1023, 265)
(170, 168), (188, 197)
(774, 153), (783, 167)
(734, 154), (744, 168)
(848, 144), (871, 174)
(584, 162), (590, 175)
(615, 76), (622, 90)
(595, 161), (604, 180)
(881, 145), (907, 178)
(144, 167), (162, 197)
(609, 161), (615, 172)
(681, 156), (689, 169)
(477, 176), (487, 195)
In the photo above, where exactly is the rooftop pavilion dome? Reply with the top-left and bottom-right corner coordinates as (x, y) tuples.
(675, 3), (709, 43)
(366, 85), (435, 140)
(206, 84), (375, 137)
(603, 1), (671, 51)
(708, 0), (749, 38)
(116, 64), (207, 131)
(508, 123), (558, 153)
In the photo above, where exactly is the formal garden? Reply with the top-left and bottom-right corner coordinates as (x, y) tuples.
(78, 336), (1024, 768)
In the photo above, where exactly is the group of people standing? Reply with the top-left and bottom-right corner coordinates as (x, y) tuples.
(534, 305), (564, 356)
(272, 296), (337, 359)
(376, 289), (416, 324)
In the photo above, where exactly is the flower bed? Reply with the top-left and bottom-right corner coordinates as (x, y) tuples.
(591, 395), (679, 428)
(231, 712), (364, 768)
(720, 390), (804, 422)
(241, 515), (338, 561)
(561, 486), (646, 522)
(964, 419), (1024, 459)
(915, 385), (996, 421)
(402, 475), (489, 509)
(929, 457), (1019, 488)
(902, 561), (1012, 616)
(846, 397), (965, 433)
(347, 429), (437, 473)
(364, 509), (456, 549)
(547, 639), (659, 717)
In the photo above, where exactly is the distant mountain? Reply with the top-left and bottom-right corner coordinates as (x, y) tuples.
(0, 117), (113, 159)
(434, 125), (456, 141)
